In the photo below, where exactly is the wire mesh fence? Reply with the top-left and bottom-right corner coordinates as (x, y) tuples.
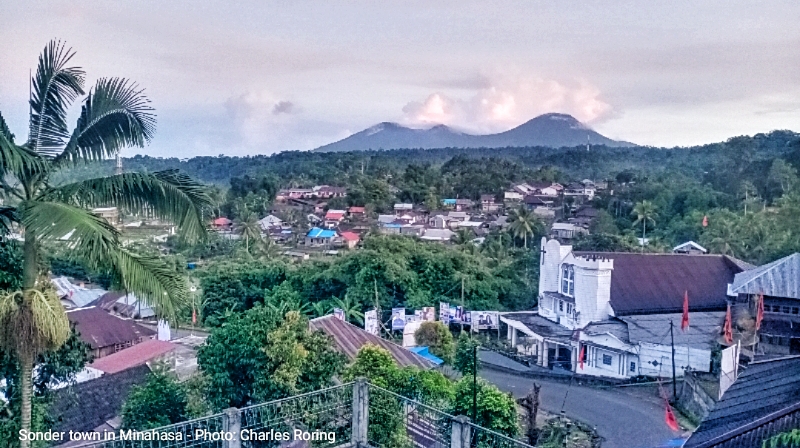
(69, 413), (227, 448)
(366, 385), (454, 448)
(467, 422), (535, 448)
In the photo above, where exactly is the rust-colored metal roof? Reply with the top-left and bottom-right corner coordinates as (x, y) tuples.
(66, 307), (156, 350)
(89, 339), (177, 374)
(573, 252), (748, 315)
(309, 315), (434, 369)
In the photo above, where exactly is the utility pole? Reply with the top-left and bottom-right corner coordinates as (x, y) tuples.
(473, 344), (478, 422)
(670, 320), (677, 400)
(461, 277), (465, 333)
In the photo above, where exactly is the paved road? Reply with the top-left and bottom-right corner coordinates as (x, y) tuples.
(480, 368), (686, 448)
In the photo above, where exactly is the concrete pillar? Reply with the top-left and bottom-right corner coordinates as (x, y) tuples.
(352, 378), (369, 446)
(537, 340), (544, 366)
(542, 341), (549, 368)
(571, 344), (579, 372)
(507, 324), (513, 341)
(450, 416), (471, 448)
(222, 408), (241, 448)
(510, 328), (518, 348)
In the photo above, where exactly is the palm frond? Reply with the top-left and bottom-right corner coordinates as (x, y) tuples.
(1, 111), (45, 178)
(55, 78), (155, 164)
(26, 40), (85, 157)
(20, 200), (119, 247)
(0, 206), (18, 234)
(45, 170), (211, 242)
(109, 248), (188, 321)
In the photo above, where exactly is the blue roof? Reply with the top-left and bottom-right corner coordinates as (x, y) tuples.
(442, 199), (456, 205)
(383, 223), (402, 228)
(307, 227), (336, 238)
(407, 346), (444, 365)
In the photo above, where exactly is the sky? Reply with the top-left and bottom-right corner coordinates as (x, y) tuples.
(2, 1), (799, 157)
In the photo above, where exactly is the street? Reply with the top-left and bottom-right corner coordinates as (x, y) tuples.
(480, 368), (687, 448)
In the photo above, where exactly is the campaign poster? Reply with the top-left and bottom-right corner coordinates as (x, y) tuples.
(454, 306), (464, 322)
(464, 311), (472, 324)
(440, 302), (450, 324)
(422, 307), (435, 322)
(391, 308), (406, 330)
(414, 309), (424, 321)
(333, 308), (345, 321)
(474, 311), (499, 330)
(364, 309), (379, 335)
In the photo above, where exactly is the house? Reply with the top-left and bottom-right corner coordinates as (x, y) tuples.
(66, 307), (156, 358)
(92, 207), (120, 225)
(378, 214), (397, 225)
(89, 339), (177, 374)
(442, 198), (457, 208)
(310, 315), (435, 369)
(52, 277), (106, 309)
(480, 195), (500, 213)
(564, 182), (596, 200)
(313, 185), (347, 198)
(258, 214), (283, 231)
(504, 191), (524, 202)
(428, 214), (449, 229)
(287, 188), (313, 199)
(324, 209), (346, 228)
(348, 206), (366, 218)
(550, 222), (588, 240)
(305, 227), (337, 246)
(339, 231), (361, 249)
(446, 211), (470, 223)
(212, 217), (232, 229)
(420, 228), (454, 242)
(729, 253), (800, 355)
(530, 182), (562, 197)
(91, 291), (155, 319)
(573, 205), (600, 220)
(684, 356), (800, 448)
(454, 198), (474, 211)
(673, 241), (709, 255)
(500, 238), (748, 379)
(394, 203), (413, 213)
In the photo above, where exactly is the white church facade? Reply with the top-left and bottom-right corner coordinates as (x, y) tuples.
(500, 238), (750, 379)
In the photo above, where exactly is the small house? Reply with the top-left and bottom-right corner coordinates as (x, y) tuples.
(348, 206), (366, 218)
(324, 209), (346, 228)
(306, 227), (337, 246)
(66, 307), (156, 358)
(480, 195), (500, 213)
(339, 231), (361, 249)
(258, 214), (283, 231)
(673, 241), (708, 255)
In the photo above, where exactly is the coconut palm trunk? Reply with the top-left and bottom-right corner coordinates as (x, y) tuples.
(1, 41), (212, 447)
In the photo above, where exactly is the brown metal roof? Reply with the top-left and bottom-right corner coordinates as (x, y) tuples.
(66, 307), (156, 350)
(573, 252), (748, 315)
(309, 315), (435, 369)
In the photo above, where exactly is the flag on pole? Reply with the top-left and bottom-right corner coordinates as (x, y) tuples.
(723, 303), (733, 344)
(665, 402), (680, 431)
(681, 291), (690, 331)
(579, 345), (586, 370)
(192, 309), (197, 325)
(756, 293), (764, 331)
(702, 215), (708, 227)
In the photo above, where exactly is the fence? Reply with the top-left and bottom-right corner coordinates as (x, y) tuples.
(72, 380), (534, 448)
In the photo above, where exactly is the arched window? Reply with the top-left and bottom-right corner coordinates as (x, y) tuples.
(561, 264), (575, 296)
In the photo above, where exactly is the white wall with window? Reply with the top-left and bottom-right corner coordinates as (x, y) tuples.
(579, 345), (632, 379)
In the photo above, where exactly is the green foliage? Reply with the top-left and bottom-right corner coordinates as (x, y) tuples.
(197, 307), (345, 410)
(452, 377), (519, 436)
(0, 241), (22, 291)
(414, 321), (455, 363)
(121, 367), (188, 430)
(763, 429), (800, 448)
(454, 333), (479, 376)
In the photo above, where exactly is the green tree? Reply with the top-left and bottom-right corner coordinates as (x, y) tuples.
(332, 294), (365, 325)
(507, 206), (543, 248)
(234, 211), (263, 253)
(414, 321), (455, 363)
(763, 429), (800, 448)
(631, 201), (657, 247)
(0, 41), (210, 446)
(121, 367), (188, 430)
(766, 159), (799, 200)
(452, 378), (518, 436)
(198, 307), (345, 409)
(454, 333), (479, 376)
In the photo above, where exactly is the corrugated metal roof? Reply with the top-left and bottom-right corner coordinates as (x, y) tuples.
(574, 252), (747, 315)
(684, 356), (800, 448)
(620, 311), (725, 350)
(66, 307), (156, 350)
(306, 227), (336, 238)
(90, 339), (176, 374)
(731, 253), (800, 300)
(309, 315), (434, 369)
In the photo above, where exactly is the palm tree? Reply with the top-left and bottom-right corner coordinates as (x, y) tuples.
(332, 295), (364, 325)
(631, 201), (657, 251)
(451, 228), (474, 246)
(235, 211), (262, 252)
(506, 206), (543, 248)
(0, 41), (210, 446)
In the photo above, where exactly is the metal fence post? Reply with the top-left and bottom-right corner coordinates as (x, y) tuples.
(223, 407), (241, 448)
(450, 416), (471, 448)
(352, 378), (369, 446)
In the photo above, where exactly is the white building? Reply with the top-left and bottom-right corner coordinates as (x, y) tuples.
(500, 238), (749, 379)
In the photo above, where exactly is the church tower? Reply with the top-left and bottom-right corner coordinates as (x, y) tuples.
(115, 154), (123, 175)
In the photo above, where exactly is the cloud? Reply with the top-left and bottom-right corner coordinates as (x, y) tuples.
(272, 100), (295, 115)
(401, 75), (614, 133)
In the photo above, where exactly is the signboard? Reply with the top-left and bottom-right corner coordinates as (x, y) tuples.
(422, 307), (435, 322)
(333, 308), (345, 321)
(391, 308), (406, 330)
(364, 310), (379, 335)
(473, 311), (500, 330)
(454, 306), (464, 322)
(719, 342), (740, 399)
(440, 302), (450, 324)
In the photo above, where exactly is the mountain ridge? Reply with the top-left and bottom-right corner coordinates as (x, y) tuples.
(313, 113), (636, 152)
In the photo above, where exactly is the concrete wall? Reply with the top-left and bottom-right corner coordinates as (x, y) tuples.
(637, 342), (712, 377)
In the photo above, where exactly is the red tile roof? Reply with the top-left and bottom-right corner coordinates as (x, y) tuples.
(212, 217), (232, 226)
(66, 307), (156, 350)
(349, 207), (366, 213)
(325, 211), (345, 220)
(340, 231), (360, 242)
(89, 339), (176, 374)
(309, 315), (434, 369)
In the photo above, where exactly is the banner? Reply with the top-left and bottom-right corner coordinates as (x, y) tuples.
(391, 308), (406, 330)
(454, 306), (464, 322)
(422, 307), (435, 322)
(473, 311), (500, 330)
(364, 309), (379, 335)
(440, 302), (450, 324)
(464, 311), (472, 324)
(414, 310), (424, 321)
(333, 308), (345, 321)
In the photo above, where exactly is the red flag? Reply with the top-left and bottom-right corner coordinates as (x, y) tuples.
(579, 345), (586, 370)
(681, 291), (690, 331)
(756, 293), (764, 331)
(723, 303), (733, 344)
(665, 402), (680, 431)
(702, 215), (708, 227)
(192, 309), (197, 325)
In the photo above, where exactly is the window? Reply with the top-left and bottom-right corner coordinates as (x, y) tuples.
(772, 305), (781, 312)
(561, 265), (575, 296)
(559, 300), (564, 312)
(630, 362), (636, 373)
(566, 303), (573, 315)
(792, 307), (799, 315)
(783, 306), (792, 314)
(602, 354), (613, 365)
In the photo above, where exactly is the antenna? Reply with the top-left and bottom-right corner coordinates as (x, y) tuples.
(586, 134), (590, 152)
